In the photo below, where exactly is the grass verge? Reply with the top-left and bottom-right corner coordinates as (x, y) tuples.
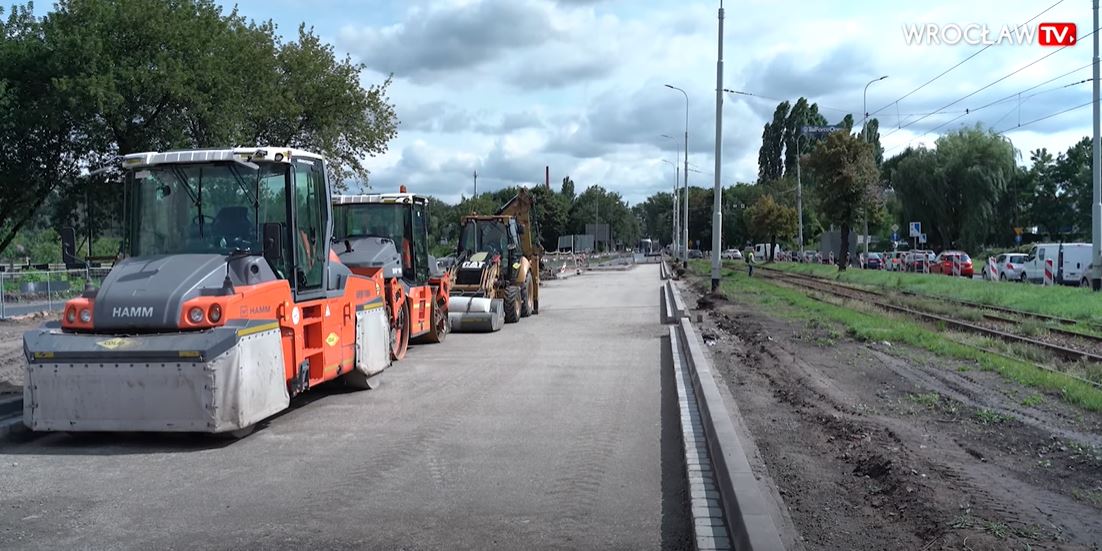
(764, 261), (1102, 325)
(688, 260), (1102, 412)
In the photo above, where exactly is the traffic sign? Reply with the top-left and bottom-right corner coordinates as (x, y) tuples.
(891, 231), (898, 242)
(909, 222), (921, 238)
(918, 233), (927, 244)
(890, 223), (899, 233)
(1015, 234), (1022, 244)
(1013, 227), (1024, 236)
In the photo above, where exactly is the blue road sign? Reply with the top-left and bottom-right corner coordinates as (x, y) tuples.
(1015, 234), (1022, 244)
(909, 221), (921, 238)
(891, 231), (898, 242)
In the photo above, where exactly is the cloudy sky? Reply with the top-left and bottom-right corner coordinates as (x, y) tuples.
(236, 0), (1097, 204)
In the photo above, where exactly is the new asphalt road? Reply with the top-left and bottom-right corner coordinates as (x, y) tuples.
(0, 264), (691, 550)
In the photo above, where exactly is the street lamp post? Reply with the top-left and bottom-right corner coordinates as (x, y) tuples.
(665, 84), (689, 261)
(662, 158), (680, 252)
(661, 135), (681, 254)
(862, 75), (888, 259)
(709, 0), (725, 291)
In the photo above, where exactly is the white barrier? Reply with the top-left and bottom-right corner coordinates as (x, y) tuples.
(1044, 258), (1055, 286)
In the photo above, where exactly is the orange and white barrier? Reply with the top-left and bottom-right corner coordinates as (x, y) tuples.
(987, 256), (997, 281)
(1044, 258), (1055, 286)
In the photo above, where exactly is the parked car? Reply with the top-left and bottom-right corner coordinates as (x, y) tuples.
(721, 248), (743, 260)
(983, 253), (1027, 281)
(903, 250), (936, 272)
(688, 249), (704, 259)
(929, 251), (974, 277)
(752, 243), (784, 262)
(1021, 243), (1092, 285)
(861, 252), (884, 270)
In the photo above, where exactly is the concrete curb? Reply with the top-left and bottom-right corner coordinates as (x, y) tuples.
(669, 326), (733, 550)
(665, 280), (689, 321)
(665, 281), (785, 551)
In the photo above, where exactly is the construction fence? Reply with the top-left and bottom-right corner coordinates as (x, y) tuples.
(0, 267), (111, 320)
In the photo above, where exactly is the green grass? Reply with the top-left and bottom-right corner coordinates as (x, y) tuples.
(1021, 394), (1045, 407)
(688, 260), (1102, 413)
(908, 392), (941, 407)
(975, 408), (1011, 425)
(762, 261), (1102, 325)
(1071, 488), (1102, 507)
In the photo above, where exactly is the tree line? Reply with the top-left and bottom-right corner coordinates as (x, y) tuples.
(639, 95), (1095, 269)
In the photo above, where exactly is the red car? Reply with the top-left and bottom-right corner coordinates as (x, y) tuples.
(930, 251), (974, 277)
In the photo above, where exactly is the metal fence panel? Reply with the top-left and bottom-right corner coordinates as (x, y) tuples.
(0, 267), (111, 320)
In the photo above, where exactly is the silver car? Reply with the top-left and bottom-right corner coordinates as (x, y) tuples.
(985, 253), (1028, 281)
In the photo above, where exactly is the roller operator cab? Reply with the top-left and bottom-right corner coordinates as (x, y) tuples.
(23, 148), (394, 435)
(332, 192), (451, 361)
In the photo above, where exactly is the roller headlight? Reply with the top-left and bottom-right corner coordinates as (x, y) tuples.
(188, 307), (204, 324)
(65, 308), (76, 323)
(79, 309), (91, 323)
(208, 304), (222, 323)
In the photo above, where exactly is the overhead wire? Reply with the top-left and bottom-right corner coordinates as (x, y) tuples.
(868, 0), (1067, 118)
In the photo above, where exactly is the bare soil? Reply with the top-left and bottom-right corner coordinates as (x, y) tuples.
(684, 280), (1102, 550)
(0, 316), (42, 395)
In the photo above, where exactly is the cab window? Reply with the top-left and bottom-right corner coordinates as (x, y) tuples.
(293, 158), (327, 292)
(412, 203), (429, 283)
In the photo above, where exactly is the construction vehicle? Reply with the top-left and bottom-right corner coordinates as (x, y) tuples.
(449, 189), (541, 332)
(22, 148), (394, 435)
(331, 190), (450, 360)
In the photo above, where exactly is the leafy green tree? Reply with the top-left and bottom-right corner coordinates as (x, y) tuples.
(0, 4), (82, 257)
(634, 192), (675, 245)
(746, 194), (797, 261)
(757, 101), (790, 182)
(888, 127), (1016, 251)
(807, 131), (879, 270)
(527, 184), (568, 251)
(560, 176), (575, 203)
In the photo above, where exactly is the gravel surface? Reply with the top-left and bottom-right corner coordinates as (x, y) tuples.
(0, 316), (41, 395)
(683, 278), (1102, 550)
(0, 266), (691, 549)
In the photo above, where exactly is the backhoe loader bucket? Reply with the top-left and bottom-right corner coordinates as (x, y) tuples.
(447, 296), (504, 333)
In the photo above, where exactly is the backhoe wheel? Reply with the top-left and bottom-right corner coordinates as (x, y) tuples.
(414, 298), (449, 344)
(391, 302), (410, 361)
(503, 286), (521, 324)
(520, 273), (534, 318)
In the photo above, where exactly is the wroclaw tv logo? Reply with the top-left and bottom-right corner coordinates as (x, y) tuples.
(902, 22), (1077, 46)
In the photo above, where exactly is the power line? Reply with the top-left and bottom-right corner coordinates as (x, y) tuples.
(880, 28), (1096, 141)
(996, 99), (1094, 134)
(883, 100), (1095, 156)
(879, 68), (1094, 154)
(868, 0), (1066, 118)
(724, 90), (851, 114)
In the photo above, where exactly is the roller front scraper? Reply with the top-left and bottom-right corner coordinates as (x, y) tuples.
(448, 296), (505, 333)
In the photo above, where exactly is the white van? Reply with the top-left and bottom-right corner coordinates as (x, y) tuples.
(1021, 243), (1092, 285)
(753, 243), (784, 261)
